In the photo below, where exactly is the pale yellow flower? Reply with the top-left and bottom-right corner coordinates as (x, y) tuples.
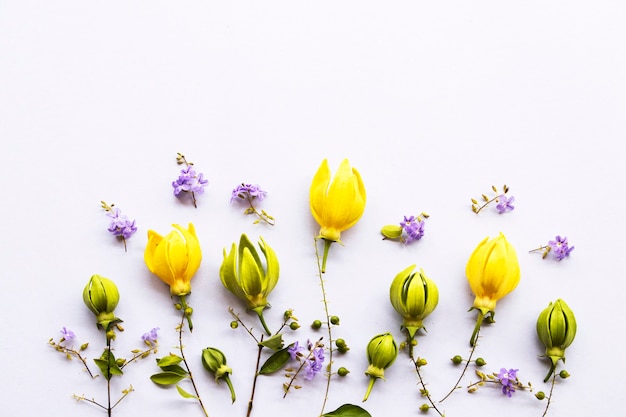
(144, 223), (202, 296)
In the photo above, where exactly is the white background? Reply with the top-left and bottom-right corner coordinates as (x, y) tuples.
(1, 1), (625, 416)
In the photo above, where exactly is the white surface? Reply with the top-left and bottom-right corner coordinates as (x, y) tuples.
(1, 1), (625, 416)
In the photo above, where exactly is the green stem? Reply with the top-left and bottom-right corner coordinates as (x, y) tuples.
(542, 371), (557, 417)
(224, 375), (236, 404)
(321, 239), (332, 273)
(179, 295), (194, 332)
(412, 356), (444, 417)
(470, 309), (485, 347)
(439, 327), (479, 403)
(252, 307), (271, 336)
(177, 309), (209, 417)
(363, 377), (376, 402)
(544, 357), (559, 383)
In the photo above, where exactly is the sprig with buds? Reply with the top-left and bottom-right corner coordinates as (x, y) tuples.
(471, 184), (514, 214)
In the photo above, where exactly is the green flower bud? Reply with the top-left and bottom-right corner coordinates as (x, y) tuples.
(311, 320), (322, 329)
(536, 299), (577, 382)
(416, 358), (427, 367)
(219, 234), (279, 335)
(535, 391), (546, 400)
(201, 347), (236, 403)
(82, 274), (121, 330)
(451, 355), (463, 364)
(419, 403), (430, 412)
(381, 224), (403, 240)
(337, 367), (350, 377)
(363, 332), (398, 401)
(289, 322), (300, 330)
(389, 265), (439, 354)
(475, 357), (486, 367)
(230, 321), (239, 329)
(559, 370), (570, 379)
(330, 316), (340, 325)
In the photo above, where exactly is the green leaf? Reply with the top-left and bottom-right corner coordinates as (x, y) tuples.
(322, 404), (372, 417)
(176, 384), (198, 399)
(258, 346), (291, 375)
(150, 371), (188, 385)
(158, 364), (189, 377)
(259, 333), (284, 351)
(94, 350), (123, 380)
(156, 355), (183, 368)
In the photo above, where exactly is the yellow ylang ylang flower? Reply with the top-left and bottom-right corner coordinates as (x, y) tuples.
(309, 158), (366, 272)
(219, 234), (279, 335)
(144, 223), (202, 297)
(389, 265), (439, 355)
(466, 232), (520, 346)
(536, 299), (577, 382)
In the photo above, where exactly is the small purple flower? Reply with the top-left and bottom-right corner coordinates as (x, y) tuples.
(107, 208), (137, 240)
(60, 327), (76, 342)
(496, 195), (515, 214)
(501, 384), (515, 397)
(497, 368), (518, 397)
(400, 215), (425, 244)
(141, 327), (160, 344)
(172, 166), (208, 196)
(230, 183), (267, 203)
(548, 236), (575, 261)
(288, 341), (304, 360)
(303, 346), (325, 380)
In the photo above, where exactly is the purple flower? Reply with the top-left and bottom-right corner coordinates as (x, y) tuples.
(230, 183), (267, 203)
(288, 341), (304, 360)
(60, 327), (76, 342)
(496, 195), (515, 213)
(141, 327), (160, 344)
(548, 236), (575, 261)
(400, 215), (425, 244)
(107, 208), (137, 239)
(303, 346), (325, 380)
(497, 368), (518, 397)
(172, 166), (208, 196)
(501, 384), (515, 397)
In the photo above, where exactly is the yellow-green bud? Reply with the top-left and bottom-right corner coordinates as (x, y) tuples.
(289, 322), (300, 330)
(311, 320), (322, 329)
(389, 265), (439, 347)
(419, 403), (430, 412)
(559, 370), (570, 379)
(416, 358), (427, 367)
(230, 321), (239, 329)
(82, 274), (121, 330)
(475, 357), (486, 366)
(536, 299), (577, 382)
(330, 316), (340, 325)
(381, 224), (403, 240)
(535, 391), (546, 400)
(201, 347), (236, 403)
(363, 333), (398, 401)
(451, 355), (463, 365)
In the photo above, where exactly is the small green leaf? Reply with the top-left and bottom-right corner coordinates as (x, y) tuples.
(158, 364), (189, 377)
(150, 371), (188, 385)
(322, 404), (372, 417)
(176, 384), (198, 399)
(156, 355), (183, 368)
(381, 225), (402, 239)
(258, 346), (291, 375)
(94, 350), (123, 380)
(259, 333), (284, 351)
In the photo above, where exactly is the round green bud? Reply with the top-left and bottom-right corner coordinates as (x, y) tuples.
(559, 370), (570, 379)
(185, 307), (193, 316)
(419, 403), (430, 412)
(475, 357), (486, 366)
(230, 321), (239, 329)
(330, 316), (340, 325)
(416, 358), (427, 367)
(337, 367), (350, 377)
(451, 355), (463, 364)
(289, 322), (300, 330)
(284, 310), (293, 319)
(311, 320), (322, 329)
(535, 391), (546, 400)
(116, 358), (126, 367)
(335, 338), (346, 348)
(175, 303), (183, 310)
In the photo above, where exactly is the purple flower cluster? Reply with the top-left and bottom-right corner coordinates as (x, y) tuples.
(230, 183), (267, 203)
(172, 166), (208, 196)
(107, 208), (137, 240)
(496, 194), (515, 214)
(497, 368), (519, 397)
(548, 236), (575, 261)
(141, 327), (160, 344)
(400, 215), (425, 244)
(288, 340), (325, 380)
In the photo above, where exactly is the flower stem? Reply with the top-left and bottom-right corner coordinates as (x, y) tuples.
(411, 356), (444, 416)
(106, 336), (112, 417)
(541, 372), (557, 417)
(176, 303), (209, 417)
(439, 327), (480, 403)
(470, 309), (485, 347)
(252, 307), (271, 336)
(247, 337), (264, 417)
(314, 237), (334, 416)
(320, 239), (332, 273)
(363, 377), (376, 402)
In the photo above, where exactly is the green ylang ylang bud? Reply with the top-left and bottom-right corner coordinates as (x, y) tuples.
(389, 265), (439, 354)
(363, 332), (398, 402)
(82, 274), (122, 331)
(202, 347), (236, 403)
(536, 298), (577, 382)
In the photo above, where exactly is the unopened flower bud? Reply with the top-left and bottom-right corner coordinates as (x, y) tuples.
(338, 367), (350, 377)
(363, 333), (398, 401)
(475, 357), (486, 366)
(311, 320), (322, 329)
(416, 358), (427, 367)
(80, 343), (89, 351)
(230, 321), (239, 329)
(451, 355), (463, 365)
(536, 299), (577, 382)
(330, 316), (340, 325)
(289, 322), (300, 330)
(185, 307), (193, 316)
(419, 403), (430, 412)
(535, 391), (546, 400)
(559, 370), (570, 379)
(201, 347), (236, 403)
(82, 274), (121, 330)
